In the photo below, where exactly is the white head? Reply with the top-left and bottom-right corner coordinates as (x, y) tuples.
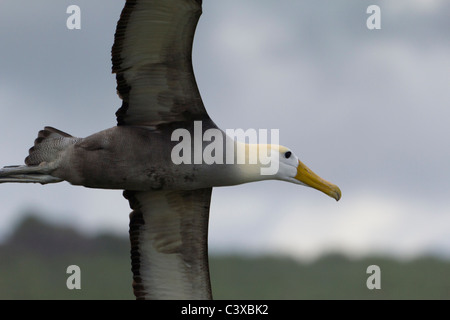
(267, 145), (341, 201)
(227, 142), (341, 200)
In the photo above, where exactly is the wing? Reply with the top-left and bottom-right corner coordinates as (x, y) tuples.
(112, 0), (209, 126)
(125, 188), (212, 300)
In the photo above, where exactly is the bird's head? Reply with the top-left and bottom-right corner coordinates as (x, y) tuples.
(271, 145), (341, 201)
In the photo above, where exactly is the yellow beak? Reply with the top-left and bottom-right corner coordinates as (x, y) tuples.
(295, 160), (341, 201)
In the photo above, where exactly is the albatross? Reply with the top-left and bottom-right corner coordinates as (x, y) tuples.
(0, 0), (341, 299)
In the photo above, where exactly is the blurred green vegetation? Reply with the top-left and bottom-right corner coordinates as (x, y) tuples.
(0, 214), (449, 299)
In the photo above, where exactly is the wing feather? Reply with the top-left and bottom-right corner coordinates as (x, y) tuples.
(112, 0), (208, 126)
(125, 188), (212, 300)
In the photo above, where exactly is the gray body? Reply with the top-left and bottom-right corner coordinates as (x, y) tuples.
(54, 123), (228, 191)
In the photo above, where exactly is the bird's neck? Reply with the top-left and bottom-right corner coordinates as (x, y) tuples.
(227, 141), (278, 185)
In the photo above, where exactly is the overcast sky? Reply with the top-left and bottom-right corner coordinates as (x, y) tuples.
(0, 0), (449, 261)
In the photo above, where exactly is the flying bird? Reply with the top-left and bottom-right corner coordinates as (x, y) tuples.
(0, 0), (341, 299)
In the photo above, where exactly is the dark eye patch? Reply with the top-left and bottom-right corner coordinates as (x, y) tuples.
(285, 151), (292, 159)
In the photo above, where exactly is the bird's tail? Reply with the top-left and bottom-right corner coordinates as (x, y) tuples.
(0, 127), (79, 184)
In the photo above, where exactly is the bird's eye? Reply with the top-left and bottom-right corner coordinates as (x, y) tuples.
(284, 151), (292, 159)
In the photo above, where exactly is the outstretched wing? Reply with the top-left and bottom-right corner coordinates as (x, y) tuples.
(112, 0), (208, 126)
(125, 188), (212, 300)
